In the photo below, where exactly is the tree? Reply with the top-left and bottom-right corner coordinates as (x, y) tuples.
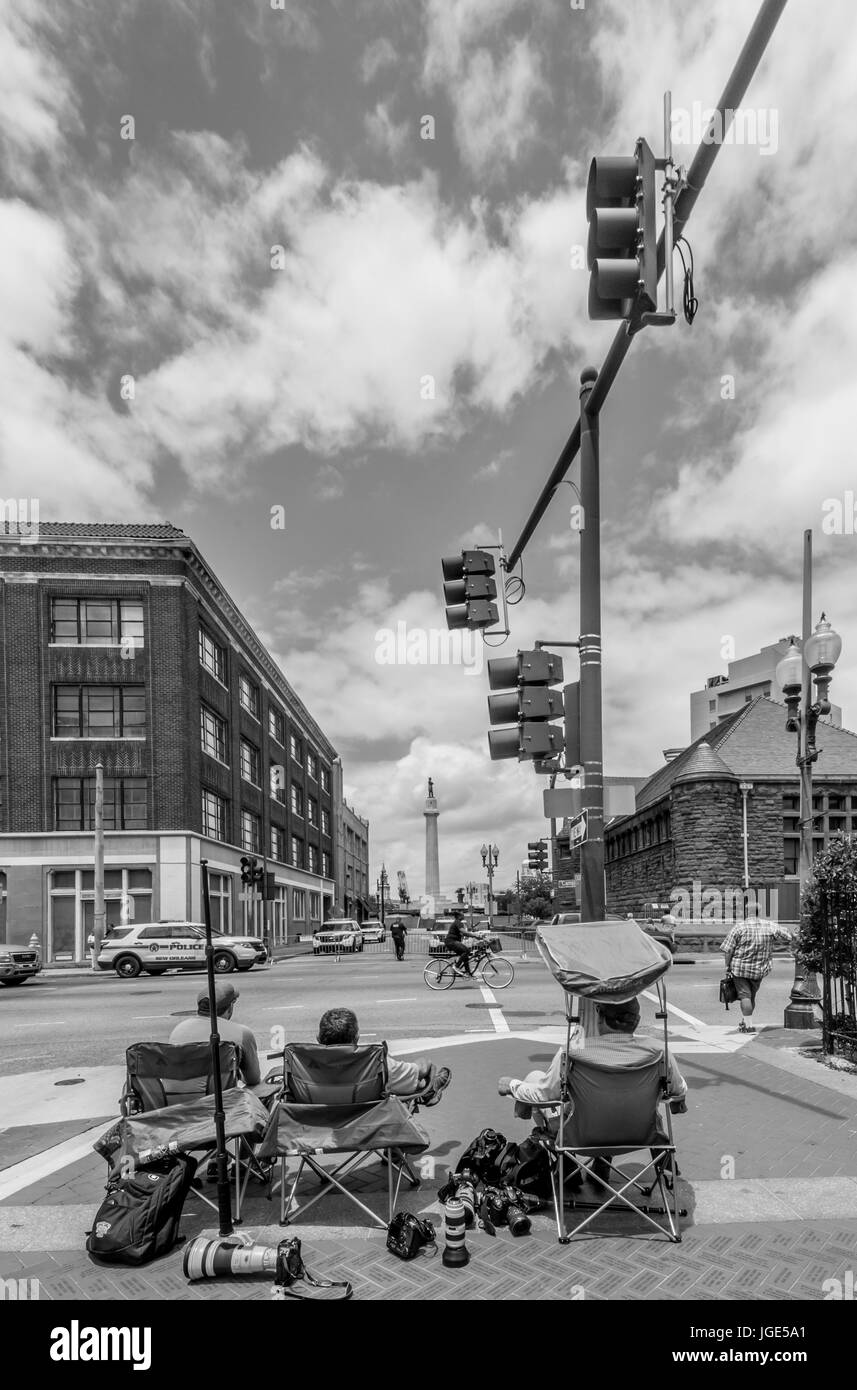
(796, 833), (857, 975)
(508, 874), (553, 922)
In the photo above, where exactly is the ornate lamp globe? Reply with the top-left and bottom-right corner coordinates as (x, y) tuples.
(775, 639), (803, 696)
(804, 613), (842, 679)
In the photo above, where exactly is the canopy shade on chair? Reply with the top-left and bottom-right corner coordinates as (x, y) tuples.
(536, 921), (671, 1004)
(529, 921), (684, 1243)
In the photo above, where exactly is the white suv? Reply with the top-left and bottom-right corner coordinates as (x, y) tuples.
(312, 920), (364, 954)
(96, 921), (261, 978)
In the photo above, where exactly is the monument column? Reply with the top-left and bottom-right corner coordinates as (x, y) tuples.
(424, 778), (440, 900)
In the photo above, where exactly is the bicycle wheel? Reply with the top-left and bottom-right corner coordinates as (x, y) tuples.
(479, 955), (514, 989)
(423, 957), (456, 990)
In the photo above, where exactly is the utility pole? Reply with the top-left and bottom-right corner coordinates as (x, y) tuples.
(91, 762), (105, 970)
(578, 367), (605, 925)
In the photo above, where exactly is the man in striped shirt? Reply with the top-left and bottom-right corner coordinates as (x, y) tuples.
(721, 919), (794, 1033)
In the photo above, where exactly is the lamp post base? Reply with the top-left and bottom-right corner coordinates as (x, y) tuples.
(783, 999), (821, 1030)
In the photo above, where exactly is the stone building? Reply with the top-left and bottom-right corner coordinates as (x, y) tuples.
(603, 695), (857, 922)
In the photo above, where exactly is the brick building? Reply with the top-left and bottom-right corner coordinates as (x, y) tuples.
(603, 695), (857, 921)
(331, 758), (370, 920)
(0, 522), (341, 960)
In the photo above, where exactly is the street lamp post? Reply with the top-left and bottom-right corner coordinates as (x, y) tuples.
(775, 532), (842, 1029)
(377, 864), (389, 927)
(480, 844), (499, 926)
(738, 783), (754, 891)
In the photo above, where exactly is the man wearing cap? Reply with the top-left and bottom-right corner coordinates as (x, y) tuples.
(169, 981), (262, 1088)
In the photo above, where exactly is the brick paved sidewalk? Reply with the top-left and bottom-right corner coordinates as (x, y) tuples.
(2, 1026), (856, 1301)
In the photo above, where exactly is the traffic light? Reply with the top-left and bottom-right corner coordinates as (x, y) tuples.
(587, 137), (657, 321)
(441, 550), (498, 630)
(487, 649), (565, 760)
(528, 840), (548, 872)
(240, 856), (263, 888)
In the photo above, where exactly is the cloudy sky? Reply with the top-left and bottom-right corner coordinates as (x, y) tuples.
(2, 0), (856, 897)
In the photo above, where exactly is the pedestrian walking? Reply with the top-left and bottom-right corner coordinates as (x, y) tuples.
(720, 918), (794, 1032)
(390, 918), (407, 961)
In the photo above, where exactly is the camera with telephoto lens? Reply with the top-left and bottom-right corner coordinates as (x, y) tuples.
(480, 1183), (539, 1236)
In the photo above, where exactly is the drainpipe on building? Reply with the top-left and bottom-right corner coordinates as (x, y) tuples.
(91, 762), (106, 971)
(739, 782), (753, 892)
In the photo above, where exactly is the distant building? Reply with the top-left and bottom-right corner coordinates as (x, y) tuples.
(0, 523), (337, 959)
(605, 696), (857, 921)
(332, 759), (369, 920)
(690, 639), (842, 743)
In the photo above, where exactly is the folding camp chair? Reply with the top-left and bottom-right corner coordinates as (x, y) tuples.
(532, 1037), (682, 1243)
(528, 921), (687, 1244)
(258, 1042), (431, 1228)
(110, 1041), (270, 1220)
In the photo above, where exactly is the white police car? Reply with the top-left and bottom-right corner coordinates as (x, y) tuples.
(312, 920), (364, 954)
(96, 921), (262, 978)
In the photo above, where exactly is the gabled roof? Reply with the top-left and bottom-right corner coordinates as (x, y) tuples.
(631, 695), (857, 816)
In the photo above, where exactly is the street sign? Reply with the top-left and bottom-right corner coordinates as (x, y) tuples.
(568, 811), (588, 848)
(557, 879), (576, 888)
(544, 778), (637, 820)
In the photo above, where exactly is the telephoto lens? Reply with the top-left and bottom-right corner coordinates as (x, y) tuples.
(183, 1236), (278, 1281)
(441, 1198), (470, 1267)
(454, 1171), (477, 1228)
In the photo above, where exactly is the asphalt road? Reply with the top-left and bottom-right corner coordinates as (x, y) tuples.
(0, 950), (801, 1077)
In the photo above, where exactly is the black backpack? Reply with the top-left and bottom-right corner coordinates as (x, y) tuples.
(455, 1129), (508, 1184)
(86, 1155), (197, 1265)
(497, 1135), (554, 1200)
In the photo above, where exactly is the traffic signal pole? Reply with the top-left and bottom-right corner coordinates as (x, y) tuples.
(578, 367), (605, 927)
(505, 0), (789, 573)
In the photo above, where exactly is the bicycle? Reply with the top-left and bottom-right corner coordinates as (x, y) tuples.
(423, 941), (515, 991)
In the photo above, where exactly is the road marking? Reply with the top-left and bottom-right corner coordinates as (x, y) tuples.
(479, 983), (509, 1034)
(641, 991), (706, 1031)
(13, 1022), (68, 1028)
(0, 1120), (112, 1202)
(374, 997), (418, 1004)
(131, 1015), (173, 1020)
(260, 1005), (304, 1012)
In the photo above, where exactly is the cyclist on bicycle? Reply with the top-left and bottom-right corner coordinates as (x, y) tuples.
(444, 917), (482, 977)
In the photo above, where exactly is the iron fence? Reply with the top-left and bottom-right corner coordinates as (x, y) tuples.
(820, 884), (857, 1061)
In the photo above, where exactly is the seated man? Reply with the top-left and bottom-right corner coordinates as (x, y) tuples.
(169, 980), (262, 1090)
(498, 998), (687, 1181)
(317, 1007), (450, 1101)
(444, 917), (482, 977)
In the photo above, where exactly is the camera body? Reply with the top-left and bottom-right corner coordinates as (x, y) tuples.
(480, 1182), (539, 1236)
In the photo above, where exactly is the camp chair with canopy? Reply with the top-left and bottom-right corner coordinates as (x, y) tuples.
(529, 921), (687, 1243)
(258, 1042), (432, 1228)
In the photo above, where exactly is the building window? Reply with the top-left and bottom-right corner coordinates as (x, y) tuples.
(321, 808), (330, 837)
(53, 686), (146, 739)
(54, 777), (147, 832)
(269, 707), (285, 745)
(783, 840), (799, 876)
(270, 763), (286, 803)
(291, 836), (303, 869)
(49, 866), (153, 961)
(762, 684), (771, 698)
(708, 699), (716, 712)
(307, 845), (317, 874)
(201, 705), (228, 763)
(322, 851), (331, 878)
(829, 816), (847, 834)
(208, 872), (232, 934)
(292, 889), (306, 920)
(199, 627), (226, 683)
(290, 732), (303, 763)
(271, 824), (286, 862)
(240, 738), (260, 786)
(202, 788), (228, 840)
(239, 674), (259, 718)
(51, 599), (144, 648)
(307, 797), (318, 827)
(307, 750), (318, 780)
(291, 783), (304, 818)
(310, 892), (321, 922)
(320, 766), (330, 794)
(241, 810), (261, 853)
